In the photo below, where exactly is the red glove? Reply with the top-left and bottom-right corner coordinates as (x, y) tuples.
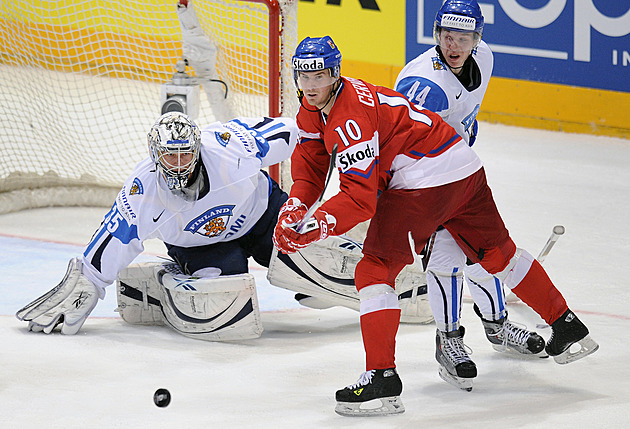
(273, 197), (307, 253)
(276, 197), (307, 229)
(273, 207), (337, 254)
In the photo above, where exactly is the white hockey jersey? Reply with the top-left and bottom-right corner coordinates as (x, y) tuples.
(81, 117), (298, 289)
(394, 41), (493, 145)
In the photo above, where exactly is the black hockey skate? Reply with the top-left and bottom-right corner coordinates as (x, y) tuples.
(435, 327), (477, 391)
(474, 304), (545, 356)
(545, 309), (599, 364)
(335, 368), (404, 416)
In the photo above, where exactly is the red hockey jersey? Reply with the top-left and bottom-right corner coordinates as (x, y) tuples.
(290, 77), (482, 234)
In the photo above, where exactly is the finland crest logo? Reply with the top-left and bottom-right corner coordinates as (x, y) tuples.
(185, 205), (235, 238)
(431, 56), (446, 71)
(129, 177), (144, 195)
(215, 131), (231, 147)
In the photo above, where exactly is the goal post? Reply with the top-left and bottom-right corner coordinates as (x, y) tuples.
(0, 0), (298, 214)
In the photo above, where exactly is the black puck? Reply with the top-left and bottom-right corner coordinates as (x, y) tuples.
(153, 388), (171, 407)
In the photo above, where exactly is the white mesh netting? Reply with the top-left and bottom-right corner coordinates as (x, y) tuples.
(0, 0), (298, 213)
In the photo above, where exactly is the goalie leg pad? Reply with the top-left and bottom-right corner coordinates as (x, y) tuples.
(116, 263), (165, 326)
(157, 265), (262, 341)
(396, 264), (433, 324)
(269, 236), (433, 323)
(267, 236), (362, 311)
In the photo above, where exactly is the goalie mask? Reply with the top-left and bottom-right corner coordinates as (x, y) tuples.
(148, 112), (202, 206)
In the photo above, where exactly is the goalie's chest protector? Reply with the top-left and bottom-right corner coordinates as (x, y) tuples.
(135, 131), (270, 247)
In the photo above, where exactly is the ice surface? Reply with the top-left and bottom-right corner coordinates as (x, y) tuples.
(1, 122), (629, 428)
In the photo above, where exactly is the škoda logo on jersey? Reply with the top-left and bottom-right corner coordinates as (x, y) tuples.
(185, 205), (235, 238)
(338, 140), (377, 178)
(293, 57), (325, 71)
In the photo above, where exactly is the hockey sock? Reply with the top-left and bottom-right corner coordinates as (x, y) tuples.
(511, 259), (568, 324)
(360, 308), (401, 370)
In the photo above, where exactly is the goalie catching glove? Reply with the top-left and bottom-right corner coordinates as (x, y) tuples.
(273, 198), (337, 254)
(16, 258), (104, 334)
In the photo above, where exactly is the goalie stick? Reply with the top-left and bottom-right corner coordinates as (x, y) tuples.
(537, 225), (565, 263)
(295, 143), (339, 233)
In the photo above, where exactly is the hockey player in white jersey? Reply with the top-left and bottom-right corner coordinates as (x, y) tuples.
(16, 112), (299, 341)
(395, 0), (596, 391)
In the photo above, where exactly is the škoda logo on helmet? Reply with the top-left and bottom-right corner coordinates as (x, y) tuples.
(293, 57), (325, 71)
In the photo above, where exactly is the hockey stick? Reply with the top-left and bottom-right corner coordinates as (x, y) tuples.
(295, 143), (339, 233)
(536, 225), (565, 263)
(407, 231), (436, 272)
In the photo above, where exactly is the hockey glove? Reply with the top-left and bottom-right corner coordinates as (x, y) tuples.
(276, 197), (308, 228)
(16, 258), (104, 335)
(273, 197), (307, 253)
(273, 208), (336, 254)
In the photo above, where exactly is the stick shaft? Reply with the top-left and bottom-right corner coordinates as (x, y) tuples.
(296, 143), (338, 233)
(537, 225), (565, 263)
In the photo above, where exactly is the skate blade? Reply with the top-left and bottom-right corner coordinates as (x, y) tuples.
(438, 366), (473, 392)
(491, 344), (549, 359)
(335, 396), (405, 417)
(553, 335), (599, 364)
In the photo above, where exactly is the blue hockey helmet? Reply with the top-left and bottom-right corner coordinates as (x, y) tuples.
(292, 36), (342, 84)
(434, 0), (484, 45)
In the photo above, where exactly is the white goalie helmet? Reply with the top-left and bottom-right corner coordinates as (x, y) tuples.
(148, 111), (202, 193)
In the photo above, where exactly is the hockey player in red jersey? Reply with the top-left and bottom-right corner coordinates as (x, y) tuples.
(273, 35), (598, 416)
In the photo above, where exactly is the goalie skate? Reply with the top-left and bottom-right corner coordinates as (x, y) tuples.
(293, 293), (341, 310)
(335, 369), (404, 417)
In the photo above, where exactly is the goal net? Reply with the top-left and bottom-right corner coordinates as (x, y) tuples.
(0, 0), (298, 214)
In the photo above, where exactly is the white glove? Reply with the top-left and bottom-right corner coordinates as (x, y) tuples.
(16, 258), (104, 335)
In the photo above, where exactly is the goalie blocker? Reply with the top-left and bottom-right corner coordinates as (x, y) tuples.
(117, 262), (262, 341)
(267, 235), (433, 324)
